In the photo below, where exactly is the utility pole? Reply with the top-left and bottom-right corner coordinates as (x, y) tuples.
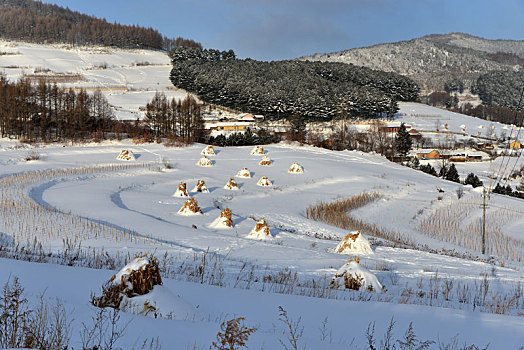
(481, 187), (487, 255)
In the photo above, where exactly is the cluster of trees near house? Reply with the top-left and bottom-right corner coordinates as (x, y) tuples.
(0, 0), (201, 50)
(208, 128), (280, 147)
(169, 47), (419, 122)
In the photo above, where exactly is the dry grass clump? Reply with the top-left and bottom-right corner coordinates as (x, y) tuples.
(202, 145), (216, 156)
(116, 149), (135, 161)
(288, 162), (303, 174)
(250, 145), (265, 155)
(178, 198), (202, 215)
(193, 179), (209, 193)
(247, 219), (272, 240)
(306, 192), (413, 246)
(334, 231), (373, 254)
(220, 208), (233, 228)
(197, 155), (213, 167)
(224, 178), (239, 190)
(259, 156), (272, 166)
(236, 168), (252, 178)
(92, 254), (162, 309)
(257, 176), (272, 187)
(330, 257), (364, 291)
(173, 182), (189, 197)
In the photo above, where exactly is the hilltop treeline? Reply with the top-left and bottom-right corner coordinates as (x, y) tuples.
(0, 75), (127, 141)
(0, 0), (201, 50)
(169, 47), (419, 121)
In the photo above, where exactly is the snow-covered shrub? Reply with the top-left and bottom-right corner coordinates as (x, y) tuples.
(330, 258), (382, 292)
(236, 168), (252, 178)
(333, 231), (373, 255)
(192, 179), (209, 193)
(257, 176), (272, 187)
(259, 156), (272, 166)
(247, 219), (272, 240)
(250, 145), (265, 155)
(178, 198), (202, 215)
(116, 149), (135, 161)
(197, 155), (213, 167)
(173, 182), (190, 197)
(210, 208), (234, 229)
(288, 162), (303, 174)
(224, 178), (239, 190)
(202, 145), (216, 156)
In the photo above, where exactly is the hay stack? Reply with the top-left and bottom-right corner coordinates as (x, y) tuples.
(247, 219), (272, 240)
(197, 155), (213, 167)
(92, 255), (162, 309)
(192, 180), (209, 193)
(224, 177), (239, 190)
(236, 168), (252, 178)
(116, 149), (135, 161)
(250, 145), (265, 155)
(210, 208), (234, 229)
(329, 258), (382, 292)
(201, 145), (216, 156)
(288, 162), (303, 174)
(334, 231), (373, 255)
(173, 182), (190, 197)
(257, 176), (272, 187)
(178, 198), (202, 215)
(259, 155), (272, 166)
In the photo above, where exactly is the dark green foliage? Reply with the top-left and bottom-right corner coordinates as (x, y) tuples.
(208, 129), (280, 147)
(420, 164), (438, 176)
(169, 47), (419, 121)
(394, 123), (412, 157)
(288, 114), (307, 142)
(0, 0), (200, 50)
(464, 173), (483, 188)
(439, 165), (448, 178)
(493, 183), (519, 197)
(444, 164), (460, 183)
(444, 78), (465, 93)
(474, 70), (524, 109)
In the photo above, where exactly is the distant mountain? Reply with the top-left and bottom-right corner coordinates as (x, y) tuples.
(0, 0), (201, 50)
(300, 33), (524, 92)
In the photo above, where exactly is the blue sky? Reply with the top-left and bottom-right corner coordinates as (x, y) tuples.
(43, 0), (524, 61)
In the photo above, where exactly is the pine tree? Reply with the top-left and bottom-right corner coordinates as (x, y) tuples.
(464, 173), (483, 188)
(394, 123), (412, 157)
(444, 163), (460, 183)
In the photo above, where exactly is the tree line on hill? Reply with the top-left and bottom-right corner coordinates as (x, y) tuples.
(0, 0), (201, 50)
(0, 75), (159, 142)
(169, 47), (419, 122)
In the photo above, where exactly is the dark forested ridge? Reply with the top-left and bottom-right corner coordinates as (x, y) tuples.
(169, 47), (419, 121)
(0, 0), (201, 50)
(473, 70), (524, 110)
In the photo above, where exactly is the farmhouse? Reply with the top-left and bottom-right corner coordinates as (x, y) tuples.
(416, 149), (441, 159)
(205, 121), (254, 134)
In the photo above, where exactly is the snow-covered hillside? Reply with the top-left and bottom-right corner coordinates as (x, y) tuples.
(0, 40), (190, 121)
(1, 140), (523, 348)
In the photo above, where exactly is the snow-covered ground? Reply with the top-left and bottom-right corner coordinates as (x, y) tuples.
(0, 40), (191, 121)
(1, 139), (524, 348)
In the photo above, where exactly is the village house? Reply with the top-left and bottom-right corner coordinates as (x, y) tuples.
(416, 149), (441, 159)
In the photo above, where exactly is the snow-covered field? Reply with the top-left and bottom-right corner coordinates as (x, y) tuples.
(1, 139), (524, 348)
(0, 40), (190, 121)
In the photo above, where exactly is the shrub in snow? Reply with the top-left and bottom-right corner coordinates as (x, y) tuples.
(197, 155), (213, 167)
(330, 258), (382, 292)
(210, 208), (234, 229)
(334, 231), (373, 255)
(173, 182), (190, 197)
(288, 162), (303, 174)
(192, 179), (209, 193)
(259, 155), (272, 166)
(202, 145), (216, 156)
(250, 145), (265, 155)
(247, 219), (272, 240)
(257, 176), (272, 187)
(178, 198), (202, 215)
(224, 177), (239, 190)
(92, 256), (199, 319)
(236, 167), (252, 178)
(116, 149), (135, 161)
